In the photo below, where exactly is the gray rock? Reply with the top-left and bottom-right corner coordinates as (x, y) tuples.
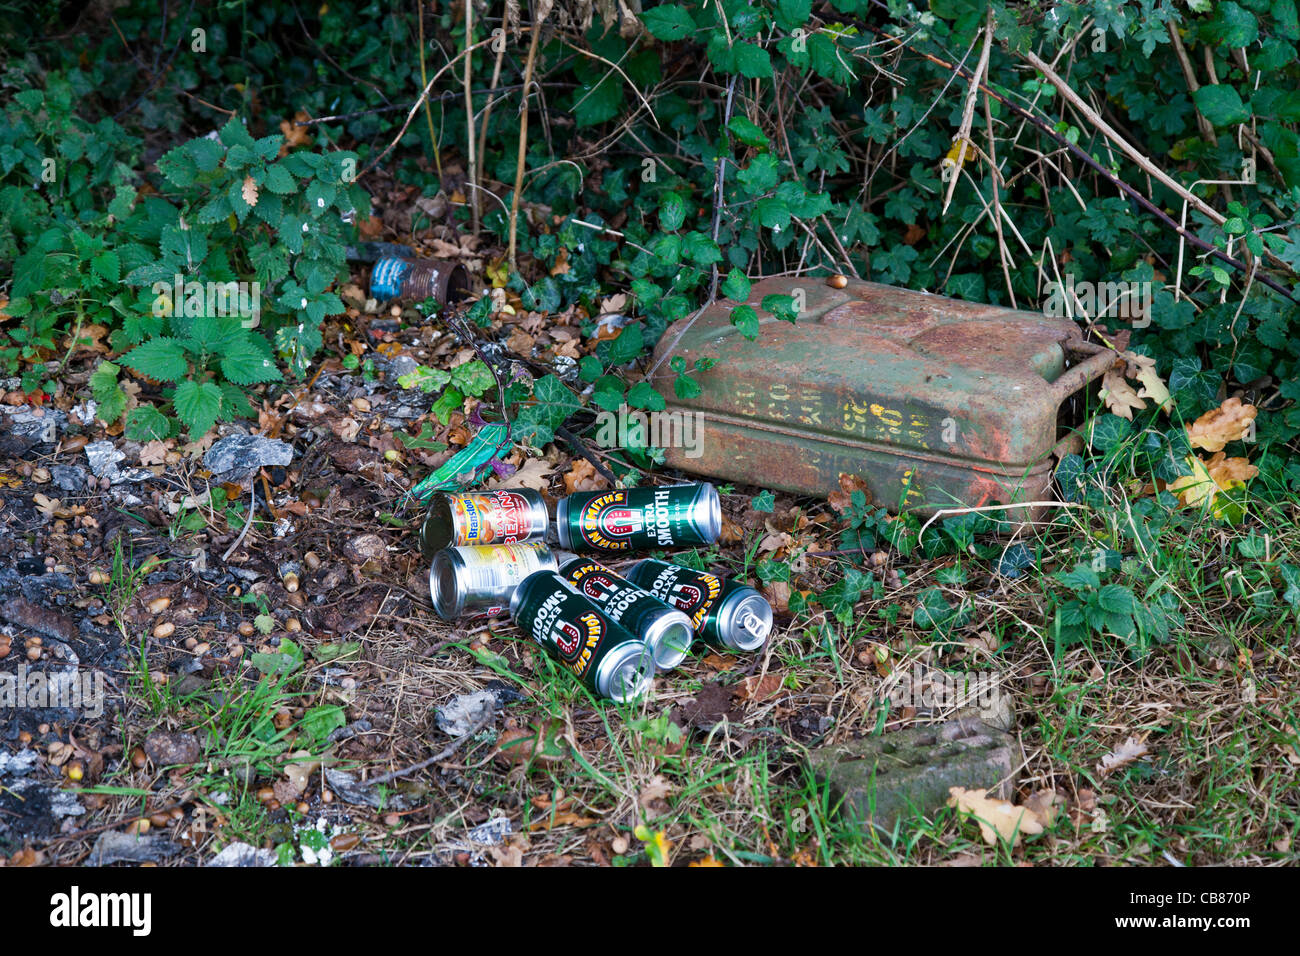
(87, 830), (183, 866)
(50, 464), (88, 492)
(342, 533), (387, 566)
(809, 717), (1017, 833)
(204, 434), (293, 479)
(208, 841), (279, 867)
(143, 731), (202, 766)
(434, 690), (497, 737)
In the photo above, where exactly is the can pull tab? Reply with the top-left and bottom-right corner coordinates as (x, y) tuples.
(740, 610), (769, 638)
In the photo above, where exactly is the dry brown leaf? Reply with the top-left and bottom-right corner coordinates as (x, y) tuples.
(1096, 736), (1149, 776)
(529, 812), (598, 830)
(1100, 367), (1145, 420)
(1205, 451), (1258, 489)
(699, 652), (736, 671)
(688, 856), (725, 867)
(279, 110), (313, 154)
(1186, 397), (1257, 452)
(1022, 789), (1061, 828)
(718, 515), (744, 545)
(509, 457), (554, 493)
(138, 440), (170, 466)
(734, 672), (785, 702)
(828, 472), (871, 513)
(241, 175), (259, 209)
(947, 787), (1045, 846)
(562, 458), (606, 494)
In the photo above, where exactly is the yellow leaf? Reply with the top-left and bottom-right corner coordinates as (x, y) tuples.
(947, 787), (1044, 847)
(1100, 367), (1145, 420)
(633, 825), (672, 867)
(485, 258), (509, 289)
(1124, 352), (1172, 411)
(1186, 397), (1257, 452)
(945, 137), (976, 167)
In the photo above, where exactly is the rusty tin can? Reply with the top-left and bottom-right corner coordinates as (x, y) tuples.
(510, 571), (656, 701)
(419, 489), (549, 560)
(370, 256), (470, 305)
(556, 556), (695, 670)
(649, 279), (1115, 519)
(555, 484), (721, 553)
(429, 542), (558, 620)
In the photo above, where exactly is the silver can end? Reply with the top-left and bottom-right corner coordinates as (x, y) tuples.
(721, 593), (773, 652)
(695, 483), (722, 544)
(429, 550), (464, 620)
(594, 639), (656, 702)
(643, 611), (695, 670)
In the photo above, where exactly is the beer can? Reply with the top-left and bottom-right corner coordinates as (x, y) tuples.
(557, 556), (695, 671)
(555, 483), (721, 553)
(625, 558), (772, 653)
(429, 542), (558, 620)
(510, 571), (655, 701)
(419, 489), (549, 560)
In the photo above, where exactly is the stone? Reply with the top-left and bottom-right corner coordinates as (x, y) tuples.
(809, 717), (1017, 832)
(86, 830), (182, 866)
(50, 464), (88, 493)
(143, 731), (202, 767)
(203, 433), (294, 480)
(208, 841), (278, 867)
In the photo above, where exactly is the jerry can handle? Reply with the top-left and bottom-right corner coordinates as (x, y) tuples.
(1048, 341), (1121, 402)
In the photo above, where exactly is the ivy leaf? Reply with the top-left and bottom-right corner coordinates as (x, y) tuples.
(123, 337), (189, 382)
(627, 381), (667, 411)
(173, 380), (224, 436)
(449, 359), (495, 397)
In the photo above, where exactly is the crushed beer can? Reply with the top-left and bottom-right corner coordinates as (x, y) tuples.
(419, 489), (549, 560)
(556, 555), (694, 670)
(510, 571), (656, 701)
(430, 542), (558, 620)
(625, 558), (772, 652)
(555, 483), (721, 553)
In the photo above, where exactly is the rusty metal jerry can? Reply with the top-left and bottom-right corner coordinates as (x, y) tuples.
(649, 277), (1117, 517)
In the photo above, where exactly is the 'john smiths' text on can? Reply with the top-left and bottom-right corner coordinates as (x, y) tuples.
(510, 572), (655, 701)
(555, 483), (721, 553)
(430, 542), (557, 620)
(625, 558), (773, 653)
(419, 489), (548, 559)
(557, 557), (695, 670)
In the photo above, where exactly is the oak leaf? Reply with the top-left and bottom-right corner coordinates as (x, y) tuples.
(947, 787), (1045, 846)
(1186, 397), (1257, 452)
(241, 175), (259, 209)
(1096, 736), (1149, 776)
(1100, 367), (1145, 419)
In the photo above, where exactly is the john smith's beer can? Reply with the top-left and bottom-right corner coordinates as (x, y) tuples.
(510, 571), (655, 701)
(625, 558), (772, 652)
(557, 555), (695, 670)
(419, 489), (549, 560)
(555, 483), (720, 553)
(430, 542), (558, 620)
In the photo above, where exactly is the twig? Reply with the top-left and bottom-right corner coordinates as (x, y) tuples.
(556, 425), (619, 485)
(419, 0), (444, 182)
(363, 706), (496, 787)
(917, 501), (1089, 542)
(476, 8), (510, 185)
(221, 482), (256, 562)
(508, 7), (545, 269)
(708, 75), (738, 301)
(464, 0), (480, 233)
(942, 16), (993, 215)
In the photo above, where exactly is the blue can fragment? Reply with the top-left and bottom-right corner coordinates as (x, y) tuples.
(369, 256), (470, 305)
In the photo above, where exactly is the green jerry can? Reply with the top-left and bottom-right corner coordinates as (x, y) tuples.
(648, 277), (1118, 518)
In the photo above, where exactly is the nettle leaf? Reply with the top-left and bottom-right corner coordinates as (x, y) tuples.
(89, 361), (127, 424)
(641, 5), (696, 41)
(125, 405), (172, 441)
(218, 117), (256, 150)
(220, 335), (281, 385)
(659, 192), (689, 232)
(263, 163), (297, 195)
(736, 153), (779, 193)
(91, 251), (120, 283)
(173, 380), (224, 436)
(156, 143), (198, 188)
(123, 337), (189, 382)
(627, 381), (666, 411)
(721, 268), (751, 301)
(305, 180), (337, 217)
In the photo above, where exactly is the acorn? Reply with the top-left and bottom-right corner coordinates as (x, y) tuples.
(153, 621), (175, 639)
(238, 621), (256, 638)
(303, 551), (322, 571)
(147, 596), (171, 615)
(282, 571), (300, 593)
(827, 274), (849, 289)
